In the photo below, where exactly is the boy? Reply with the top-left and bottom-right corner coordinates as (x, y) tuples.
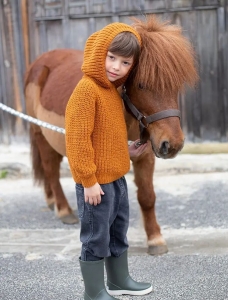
(65, 22), (152, 300)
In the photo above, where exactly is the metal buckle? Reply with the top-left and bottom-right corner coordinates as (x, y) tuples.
(140, 116), (149, 128)
(122, 85), (126, 94)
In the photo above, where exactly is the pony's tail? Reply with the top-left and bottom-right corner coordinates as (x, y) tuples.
(29, 127), (45, 185)
(25, 63), (50, 186)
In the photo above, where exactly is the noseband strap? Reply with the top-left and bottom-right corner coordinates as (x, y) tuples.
(122, 89), (181, 143)
(146, 109), (181, 124)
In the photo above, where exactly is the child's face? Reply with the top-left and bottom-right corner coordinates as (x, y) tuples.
(105, 51), (134, 82)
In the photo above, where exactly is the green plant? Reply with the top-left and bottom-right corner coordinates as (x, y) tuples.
(0, 170), (8, 179)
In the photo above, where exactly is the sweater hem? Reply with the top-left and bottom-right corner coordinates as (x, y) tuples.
(74, 170), (130, 186)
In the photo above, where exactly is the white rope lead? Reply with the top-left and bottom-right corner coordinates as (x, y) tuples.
(0, 103), (65, 134)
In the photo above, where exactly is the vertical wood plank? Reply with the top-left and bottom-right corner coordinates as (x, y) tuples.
(217, 1), (228, 140)
(62, 0), (70, 48)
(11, 0), (26, 134)
(196, 9), (220, 140)
(0, 0), (10, 143)
(21, 0), (30, 69)
(28, 0), (36, 62)
(46, 20), (63, 50)
(68, 18), (90, 49)
(174, 10), (201, 141)
(225, 0), (228, 138)
(39, 20), (48, 53)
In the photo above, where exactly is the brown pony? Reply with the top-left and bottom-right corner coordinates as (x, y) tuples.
(25, 16), (198, 255)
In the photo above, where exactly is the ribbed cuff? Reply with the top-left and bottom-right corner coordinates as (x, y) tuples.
(81, 174), (97, 188)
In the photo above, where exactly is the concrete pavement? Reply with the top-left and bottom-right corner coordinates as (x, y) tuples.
(1, 143), (228, 299)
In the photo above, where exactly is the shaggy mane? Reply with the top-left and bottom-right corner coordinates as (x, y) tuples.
(132, 15), (198, 96)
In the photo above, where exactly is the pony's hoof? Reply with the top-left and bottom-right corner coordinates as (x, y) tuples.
(48, 203), (55, 211)
(60, 213), (79, 225)
(148, 245), (168, 256)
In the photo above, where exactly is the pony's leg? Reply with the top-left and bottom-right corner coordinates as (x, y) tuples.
(132, 148), (168, 255)
(44, 177), (55, 210)
(31, 128), (78, 224)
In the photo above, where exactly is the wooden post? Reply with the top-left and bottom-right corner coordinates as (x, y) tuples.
(21, 0), (30, 70)
(10, 0), (30, 136)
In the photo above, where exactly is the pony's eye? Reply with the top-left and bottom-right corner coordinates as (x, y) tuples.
(138, 83), (144, 90)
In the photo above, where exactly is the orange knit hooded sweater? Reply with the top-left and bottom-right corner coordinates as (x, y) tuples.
(65, 23), (141, 187)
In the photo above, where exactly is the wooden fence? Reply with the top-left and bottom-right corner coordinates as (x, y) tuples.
(0, 0), (228, 143)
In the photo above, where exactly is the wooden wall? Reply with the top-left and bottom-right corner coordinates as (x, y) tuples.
(0, 0), (29, 143)
(0, 0), (228, 143)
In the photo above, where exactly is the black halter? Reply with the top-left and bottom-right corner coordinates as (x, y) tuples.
(121, 86), (181, 143)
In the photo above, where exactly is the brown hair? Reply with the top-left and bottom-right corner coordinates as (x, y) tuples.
(108, 32), (141, 62)
(131, 16), (198, 96)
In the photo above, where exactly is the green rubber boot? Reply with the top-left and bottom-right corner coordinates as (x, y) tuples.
(79, 258), (119, 300)
(105, 250), (153, 296)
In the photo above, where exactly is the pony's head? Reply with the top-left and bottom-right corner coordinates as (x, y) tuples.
(125, 15), (198, 159)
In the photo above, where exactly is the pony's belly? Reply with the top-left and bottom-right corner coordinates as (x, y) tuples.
(37, 104), (66, 156)
(42, 128), (66, 157)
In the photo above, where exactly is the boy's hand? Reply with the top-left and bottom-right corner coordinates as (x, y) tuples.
(128, 139), (149, 158)
(84, 183), (105, 206)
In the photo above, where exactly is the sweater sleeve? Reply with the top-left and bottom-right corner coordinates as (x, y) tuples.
(65, 79), (97, 187)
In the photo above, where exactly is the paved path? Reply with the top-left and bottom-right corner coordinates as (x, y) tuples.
(1, 144), (228, 299)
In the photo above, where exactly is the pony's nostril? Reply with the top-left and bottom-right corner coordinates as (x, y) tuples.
(160, 141), (170, 155)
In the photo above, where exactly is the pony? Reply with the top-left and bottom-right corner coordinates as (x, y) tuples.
(24, 15), (198, 255)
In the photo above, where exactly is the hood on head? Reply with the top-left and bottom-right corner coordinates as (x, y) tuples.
(82, 22), (141, 88)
